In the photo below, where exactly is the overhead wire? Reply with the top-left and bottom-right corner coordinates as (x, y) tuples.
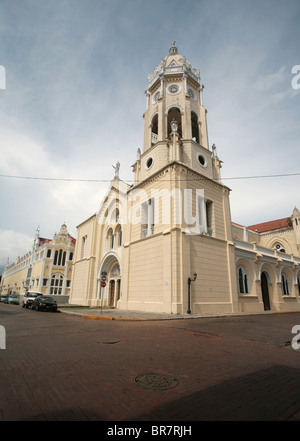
(0, 172), (299, 183)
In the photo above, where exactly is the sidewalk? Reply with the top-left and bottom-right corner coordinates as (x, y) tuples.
(59, 306), (275, 321)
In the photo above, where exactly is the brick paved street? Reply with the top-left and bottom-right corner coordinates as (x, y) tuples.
(0, 303), (300, 422)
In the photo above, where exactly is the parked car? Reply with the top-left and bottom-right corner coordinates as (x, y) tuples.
(4, 294), (19, 305)
(22, 291), (43, 308)
(0, 295), (8, 303)
(31, 296), (58, 312)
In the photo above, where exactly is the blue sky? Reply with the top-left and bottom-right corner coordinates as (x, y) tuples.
(0, 0), (299, 269)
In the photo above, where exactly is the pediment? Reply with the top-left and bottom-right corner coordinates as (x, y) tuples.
(168, 59), (179, 67)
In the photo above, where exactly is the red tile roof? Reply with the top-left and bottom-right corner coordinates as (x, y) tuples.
(38, 235), (76, 246)
(247, 217), (290, 233)
(38, 237), (51, 246)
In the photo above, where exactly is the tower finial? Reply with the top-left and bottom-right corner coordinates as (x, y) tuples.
(169, 41), (178, 55)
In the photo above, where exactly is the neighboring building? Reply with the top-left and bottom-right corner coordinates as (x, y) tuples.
(69, 43), (300, 314)
(0, 223), (76, 302)
(233, 208), (300, 312)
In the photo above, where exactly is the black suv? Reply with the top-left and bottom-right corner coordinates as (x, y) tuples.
(31, 296), (57, 312)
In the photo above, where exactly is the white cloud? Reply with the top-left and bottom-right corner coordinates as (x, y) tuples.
(0, 229), (33, 264)
(0, 129), (54, 176)
(253, 66), (286, 91)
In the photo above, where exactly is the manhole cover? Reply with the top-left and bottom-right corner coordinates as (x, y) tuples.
(94, 339), (120, 344)
(134, 373), (179, 391)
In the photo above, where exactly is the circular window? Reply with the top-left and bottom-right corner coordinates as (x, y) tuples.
(188, 88), (196, 100)
(274, 243), (285, 253)
(153, 91), (160, 103)
(167, 83), (181, 95)
(146, 157), (153, 170)
(198, 154), (206, 167)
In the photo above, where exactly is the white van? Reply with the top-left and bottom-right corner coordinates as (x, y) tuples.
(22, 290), (43, 309)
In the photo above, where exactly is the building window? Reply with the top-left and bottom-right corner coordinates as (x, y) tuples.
(274, 243), (286, 253)
(47, 249), (51, 258)
(117, 227), (122, 247)
(198, 196), (213, 235)
(145, 157), (154, 170)
(81, 235), (87, 258)
(111, 233), (115, 249)
(191, 112), (199, 143)
(297, 276), (300, 296)
(167, 107), (182, 137)
(238, 267), (250, 294)
(198, 154), (206, 167)
(281, 274), (290, 295)
(54, 249), (66, 266)
(110, 264), (120, 277)
(151, 114), (158, 146)
(141, 198), (155, 237)
(43, 278), (48, 287)
(106, 229), (113, 251)
(69, 252), (73, 261)
(50, 274), (64, 295)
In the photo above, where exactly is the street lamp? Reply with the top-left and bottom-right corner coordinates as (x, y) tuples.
(187, 272), (197, 314)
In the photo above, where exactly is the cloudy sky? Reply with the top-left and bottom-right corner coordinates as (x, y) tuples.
(0, 0), (299, 271)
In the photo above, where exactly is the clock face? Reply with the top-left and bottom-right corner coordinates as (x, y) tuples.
(153, 91), (160, 103)
(188, 88), (196, 100)
(167, 83), (181, 95)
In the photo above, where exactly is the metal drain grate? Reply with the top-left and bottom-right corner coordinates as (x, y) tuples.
(134, 373), (179, 391)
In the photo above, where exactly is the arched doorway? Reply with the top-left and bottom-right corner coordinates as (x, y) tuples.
(97, 252), (121, 308)
(261, 272), (271, 311)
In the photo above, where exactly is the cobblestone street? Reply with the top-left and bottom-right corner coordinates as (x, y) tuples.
(0, 304), (300, 422)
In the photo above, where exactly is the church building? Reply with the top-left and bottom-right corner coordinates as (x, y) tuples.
(69, 43), (300, 314)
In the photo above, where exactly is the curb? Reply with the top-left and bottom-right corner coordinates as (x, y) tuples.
(82, 314), (163, 321)
(60, 309), (300, 322)
(61, 310), (164, 321)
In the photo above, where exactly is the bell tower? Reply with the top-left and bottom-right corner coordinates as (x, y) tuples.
(133, 42), (221, 185)
(123, 43), (238, 315)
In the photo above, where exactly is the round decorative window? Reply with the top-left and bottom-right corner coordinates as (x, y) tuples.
(188, 88), (196, 100)
(146, 157), (154, 170)
(198, 154), (206, 167)
(153, 91), (160, 103)
(167, 83), (181, 95)
(274, 243), (285, 253)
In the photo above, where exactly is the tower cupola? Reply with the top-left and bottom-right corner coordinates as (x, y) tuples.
(143, 42), (208, 156)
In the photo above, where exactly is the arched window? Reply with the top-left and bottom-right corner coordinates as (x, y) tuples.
(238, 266), (250, 294)
(116, 227), (122, 247)
(106, 228), (114, 250)
(167, 107), (182, 137)
(151, 114), (158, 146)
(110, 264), (120, 277)
(281, 273), (290, 295)
(191, 111), (199, 143)
(50, 274), (64, 295)
(115, 208), (119, 223)
(297, 276), (300, 296)
(54, 249), (66, 266)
